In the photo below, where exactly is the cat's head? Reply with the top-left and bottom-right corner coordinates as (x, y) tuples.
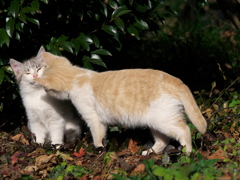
(41, 52), (72, 67)
(10, 46), (46, 86)
(34, 52), (74, 99)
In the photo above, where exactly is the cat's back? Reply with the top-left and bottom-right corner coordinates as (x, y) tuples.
(91, 68), (182, 93)
(90, 69), (184, 114)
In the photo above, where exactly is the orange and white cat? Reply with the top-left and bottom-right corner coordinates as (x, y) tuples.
(35, 52), (207, 155)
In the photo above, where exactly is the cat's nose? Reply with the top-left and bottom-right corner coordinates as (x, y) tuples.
(33, 74), (38, 78)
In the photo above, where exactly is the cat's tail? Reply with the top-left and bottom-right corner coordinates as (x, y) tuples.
(179, 84), (207, 134)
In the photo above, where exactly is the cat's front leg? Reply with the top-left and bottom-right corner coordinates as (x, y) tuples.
(44, 87), (70, 100)
(84, 116), (108, 148)
(48, 118), (65, 146)
(27, 121), (47, 144)
(43, 87), (59, 98)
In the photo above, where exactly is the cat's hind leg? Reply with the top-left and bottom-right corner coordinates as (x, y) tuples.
(162, 119), (192, 153)
(64, 119), (81, 143)
(142, 128), (170, 156)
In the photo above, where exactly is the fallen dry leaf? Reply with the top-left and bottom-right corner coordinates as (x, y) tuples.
(28, 148), (46, 158)
(80, 174), (89, 180)
(132, 163), (145, 175)
(35, 154), (58, 170)
(56, 151), (74, 161)
(117, 149), (131, 157)
(92, 175), (102, 180)
(11, 134), (29, 145)
(73, 147), (85, 157)
(208, 149), (228, 160)
(11, 151), (22, 165)
(24, 165), (38, 172)
(127, 138), (140, 154)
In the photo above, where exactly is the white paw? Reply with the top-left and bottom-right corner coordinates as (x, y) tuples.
(142, 149), (154, 156)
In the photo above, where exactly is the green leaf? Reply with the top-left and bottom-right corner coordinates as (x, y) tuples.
(83, 55), (107, 68)
(57, 40), (73, 53)
(229, 100), (240, 107)
(26, 17), (40, 26)
(18, 12), (27, 23)
(111, 6), (131, 18)
(72, 38), (81, 55)
(127, 25), (139, 39)
(108, 0), (118, 9)
(101, 2), (108, 17)
(83, 61), (94, 70)
(94, 13), (100, 21)
(102, 25), (117, 35)
(10, 0), (20, 18)
(90, 54), (107, 68)
(15, 22), (24, 32)
(0, 29), (10, 47)
(3, 65), (14, 74)
(80, 35), (93, 43)
(6, 18), (15, 38)
(72, 35), (92, 54)
(89, 35), (100, 48)
(15, 32), (20, 41)
(57, 35), (68, 42)
(134, 19), (149, 30)
(135, 3), (149, 13)
(114, 18), (125, 32)
(91, 49), (112, 56)
(40, 0), (48, 4)
(147, 0), (152, 9)
(152, 167), (166, 177)
(78, 37), (90, 51)
(110, 126), (119, 132)
(31, 0), (40, 11)
(48, 40), (61, 55)
(116, 0), (124, 6)
(0, 68), (4, 84)
(22, 7), (35, 13)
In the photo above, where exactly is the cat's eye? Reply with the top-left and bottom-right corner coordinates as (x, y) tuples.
(37, 68), (42, 72)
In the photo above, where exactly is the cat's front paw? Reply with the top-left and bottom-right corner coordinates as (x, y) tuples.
(53, 144), (62, 149)
(43, 87), (58, 97)
(95, 146), (105, 154)
(142, 149), (154, 156)
(43, 86), (51, 92)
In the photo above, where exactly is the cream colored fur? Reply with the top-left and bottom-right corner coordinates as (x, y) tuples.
(35, 52), (207, 155)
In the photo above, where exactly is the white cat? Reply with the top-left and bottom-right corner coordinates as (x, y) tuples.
(35, 52), (207, 155)
(9, 47), (81, 146)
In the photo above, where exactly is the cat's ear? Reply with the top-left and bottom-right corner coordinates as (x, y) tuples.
(9, 59), (23, 75)
(36, 46), (46, 62)
(37, 46), (46, 56)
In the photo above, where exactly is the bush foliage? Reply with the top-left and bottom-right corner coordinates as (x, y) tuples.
(0, 0), (240, 178)
(0, 0), (174, 124)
